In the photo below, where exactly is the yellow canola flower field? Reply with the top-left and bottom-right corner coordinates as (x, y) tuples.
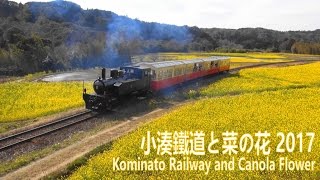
(163, 52), (287, 59)
(0, 82), (90, 123)
(201, 62), (320, 97)
(243, 53), (286, 59)
(230, 57), (289, 63)
(69, 63), (320, 179)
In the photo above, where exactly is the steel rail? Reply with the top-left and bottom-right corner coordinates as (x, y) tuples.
(0, 110), (95, 151)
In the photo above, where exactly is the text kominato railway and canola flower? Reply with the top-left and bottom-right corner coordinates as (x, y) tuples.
(113, 156), (315, 174)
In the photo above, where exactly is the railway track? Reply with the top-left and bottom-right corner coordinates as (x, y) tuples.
(0, 110), (97, 152)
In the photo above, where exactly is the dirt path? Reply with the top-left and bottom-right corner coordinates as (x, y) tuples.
(2, 103), (186, 180)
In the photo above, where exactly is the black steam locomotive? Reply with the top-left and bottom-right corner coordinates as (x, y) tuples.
(83, 66), (151, 111)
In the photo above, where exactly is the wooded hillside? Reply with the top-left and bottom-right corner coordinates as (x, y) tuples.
(0, 0), (319, 75)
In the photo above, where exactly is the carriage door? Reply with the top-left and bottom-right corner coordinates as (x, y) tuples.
(142, 68), (151, 89)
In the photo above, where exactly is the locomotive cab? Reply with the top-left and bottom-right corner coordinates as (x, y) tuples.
(120, 66), (150, 80)
(117, 66), (151, 95)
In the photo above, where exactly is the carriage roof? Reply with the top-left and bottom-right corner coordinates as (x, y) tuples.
(138, 56), (229, 69)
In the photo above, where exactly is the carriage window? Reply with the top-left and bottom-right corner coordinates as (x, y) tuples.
(188, 64), (193, 73)
(210, 61), (214, 68)
(193, 63), (202, 72)
(168, 69), (173, 78)
(175, 67), (182, 76)
(193, 64), (197, 72)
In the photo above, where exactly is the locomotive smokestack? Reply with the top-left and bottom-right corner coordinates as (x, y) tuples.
(102, 68), (106, 80)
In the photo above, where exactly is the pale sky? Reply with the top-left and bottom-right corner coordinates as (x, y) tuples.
(12, 0), (320, 31)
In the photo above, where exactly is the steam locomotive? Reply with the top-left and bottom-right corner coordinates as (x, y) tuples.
(83, 56), (230, 111)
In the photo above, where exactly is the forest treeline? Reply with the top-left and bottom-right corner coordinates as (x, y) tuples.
(291, 42), (320, 54)
(0, 0), (320, 75)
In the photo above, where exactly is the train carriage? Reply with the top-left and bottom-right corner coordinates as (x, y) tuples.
(139, 56), (230, 91)
(141, 61), (186, 91)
